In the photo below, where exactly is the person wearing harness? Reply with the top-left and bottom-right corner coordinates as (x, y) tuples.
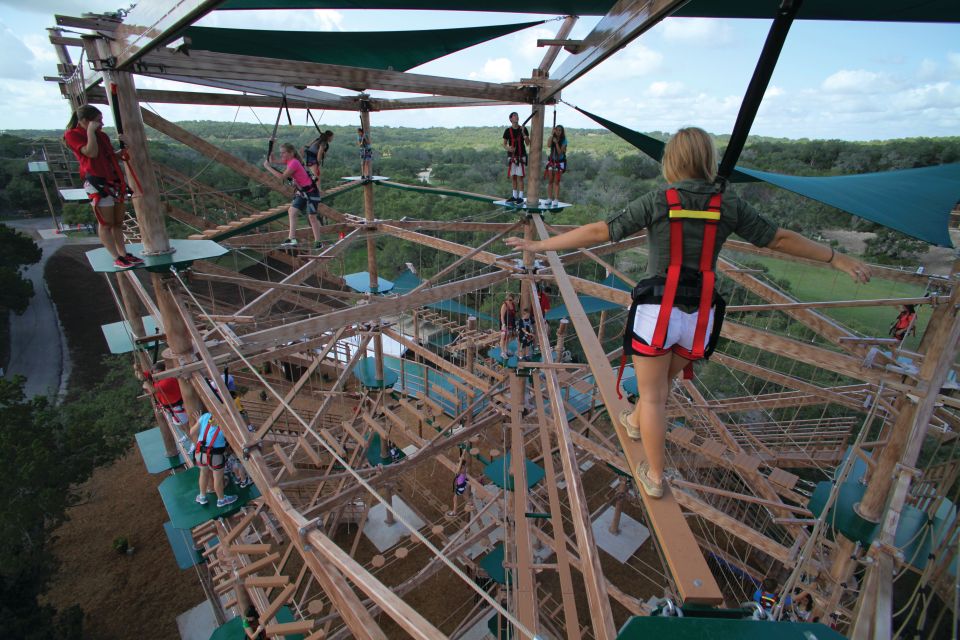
(357, 127), (373, 180)
(448, 454), (469, 516)
(499, 293), (518, 358)
(263, 143), (325, 250)
(303, 130), (334, 184)
(142, 362), (188, 427)
(64, 105), (144, 270)
(543, 125), (567, 208)
(502, 112), (530, 205)
(190, 411), (238, 508)
(518, 308), (536, 359)
(890, 304), (917, 341)
(506, 127), (871, 498)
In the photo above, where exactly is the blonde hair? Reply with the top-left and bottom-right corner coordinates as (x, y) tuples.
(662, 127), (717, 183)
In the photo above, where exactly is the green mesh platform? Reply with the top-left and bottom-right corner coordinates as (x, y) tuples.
(809, 480), (877, 546)
(353, 357), (399, 389)
(135, 427), (184, 473)
(159, 466), (260, 529)
(85, 239), (228, 273)
(479, 542), (511, 586)
(617, 617), (847, 640)
(209, 606), (302, 640)
(483, 453), (545, 491)
(343, 272), (394, 293)
(101, 315), (162, 354)
(163, 521), (202, 570)
(377, 180), (498, 203)
(365, 433), (406, 467)
(493, 199), (573, 213)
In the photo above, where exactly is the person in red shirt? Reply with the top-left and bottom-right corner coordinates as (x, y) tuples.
(63, 105), (142, 269)
(142, 362), (188, 427)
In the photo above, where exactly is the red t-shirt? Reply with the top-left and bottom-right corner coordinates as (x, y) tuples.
(154, 377), (183, 406)
(538, 290), (551, 314)
(64, 126), (119, 180)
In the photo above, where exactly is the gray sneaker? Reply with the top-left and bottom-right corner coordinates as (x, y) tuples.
(195, 493), (209, 505)
(280, 237), (298, 247)
(216, 495), (238, 508)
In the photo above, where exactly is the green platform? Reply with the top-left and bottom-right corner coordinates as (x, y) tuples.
(101, 315), (162, 354)
(353, 357), (399, 389)
(343, 271), (394, 293)
(159, 466), (260, 529)
(808, 480), (877, 546)
(163, 521), (203, 570)
(209, 606), (302, 640)
(365, 433), (407, 467)
(135, 427), (184, 473)
(617, 617), (846, 640)
(85, 239), (228, 273)
(479, 542), (511, 586)
(377, 180), (498, 203)
(483, 453), (545, 491)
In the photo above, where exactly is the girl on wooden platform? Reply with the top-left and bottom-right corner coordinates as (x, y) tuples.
(506, 127), (871, 499)
(502, 111), (530, 204)
(263, 143), (325, 250)
(499, 292), (518, 358)
(544, 125), (567, 208)
(357, 127), (373, 180)
(64, 105), (144, 270)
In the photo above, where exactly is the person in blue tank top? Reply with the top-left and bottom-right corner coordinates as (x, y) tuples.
(190, 411), (238, 508)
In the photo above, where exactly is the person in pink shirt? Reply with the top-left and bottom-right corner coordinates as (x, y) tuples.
(262, 143), (325, 250)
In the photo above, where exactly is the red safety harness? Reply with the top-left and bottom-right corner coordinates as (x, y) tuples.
(196, 416), (223, 467)
(506, 126), (527, 177)
(616, 188), (724, 397)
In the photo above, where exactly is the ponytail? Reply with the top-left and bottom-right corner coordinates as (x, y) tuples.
(67, 104), (102, 130)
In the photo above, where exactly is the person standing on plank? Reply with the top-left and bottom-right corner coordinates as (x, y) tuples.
(64, 105), (144, 270)
(190, 411), (238, 508)
(499, 293), (518, 358)
(303, 130), (334, 186)
(357, 127), (373, 180)
(263, 143), (325, 250)
(506, 127), (871, 499)
(502, 112), (530, 205)
(543, 124), (567, 208)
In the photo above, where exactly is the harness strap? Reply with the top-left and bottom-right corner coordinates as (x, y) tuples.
(615, 353), (627, 400)
(650, 189), (685, 349)
(691, 192), (722, 358)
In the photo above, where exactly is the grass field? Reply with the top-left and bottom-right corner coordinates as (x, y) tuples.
(724, 250), (930, 350)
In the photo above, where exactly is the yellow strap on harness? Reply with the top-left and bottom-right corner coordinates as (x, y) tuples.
(668, 209), (722, 221)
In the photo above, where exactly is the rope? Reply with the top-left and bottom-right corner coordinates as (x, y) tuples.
(168, 267), (539, 639)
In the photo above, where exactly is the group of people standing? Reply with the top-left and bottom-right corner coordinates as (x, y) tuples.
(502, 111), (567, 208)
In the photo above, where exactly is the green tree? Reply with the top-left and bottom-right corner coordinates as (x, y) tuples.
(0, 225), (41, 315)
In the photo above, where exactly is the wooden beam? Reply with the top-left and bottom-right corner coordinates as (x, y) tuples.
(141, 107), (291, 197)
(104, 0), (225, 70)
(543, 0), (685, 100)
(138, 48), (530, 102)
(538, 16), (578, 73)
(531, 214), (723, 606)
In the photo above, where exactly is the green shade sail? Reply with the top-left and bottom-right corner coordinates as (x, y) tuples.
(184, 21), (544, 71)
(577, 107), (960, 247)
(218, 0), (959, 22)
(392, 268), (495, 321)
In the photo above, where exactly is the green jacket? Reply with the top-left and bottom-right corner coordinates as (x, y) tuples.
(606, 179), (778, 278)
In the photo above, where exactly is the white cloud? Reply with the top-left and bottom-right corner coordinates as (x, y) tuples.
(918, 58), (939, 80)
(764, 85), (784, 99)
(646, 81), (684, 98)
(196, 9), (343, 31)
(0, 23), (37, 80)
(469, 58), (514, 83)
(821, 69), (896, 94)
(948, 52), (960, 72)
(660, 18), (732, 45)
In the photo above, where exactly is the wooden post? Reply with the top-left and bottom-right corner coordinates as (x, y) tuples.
(384, 483), (395, 526)
(94, 41), (171, 255)
(524, 100), (545, 208)
(465, 316), (477, 429)
(37, 173), (60, 232)
(555, 318), (569, 355)
(509, 371), (539, 633)
(152, 274), (203, 419)
(608, 477), (628, 535)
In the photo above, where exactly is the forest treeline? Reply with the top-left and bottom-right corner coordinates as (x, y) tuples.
(3, 124), (959, 268)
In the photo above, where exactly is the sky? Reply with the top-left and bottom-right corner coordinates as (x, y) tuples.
(0, 1), (958, 141)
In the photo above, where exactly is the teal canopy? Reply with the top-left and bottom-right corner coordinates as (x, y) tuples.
(184, 21), (543, 71)
(577, 107), (960, 248)
(391, 268), (494, 321)
(218, 1), (959, 22)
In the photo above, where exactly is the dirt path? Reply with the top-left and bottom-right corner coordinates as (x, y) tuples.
(43, 245), (204, 638)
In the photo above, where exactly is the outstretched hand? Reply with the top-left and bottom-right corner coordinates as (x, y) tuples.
(831, 252), (872, 284)
(505, 236), (538, 252)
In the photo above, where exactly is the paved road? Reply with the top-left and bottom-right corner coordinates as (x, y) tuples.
(3, 219), (96, 399)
